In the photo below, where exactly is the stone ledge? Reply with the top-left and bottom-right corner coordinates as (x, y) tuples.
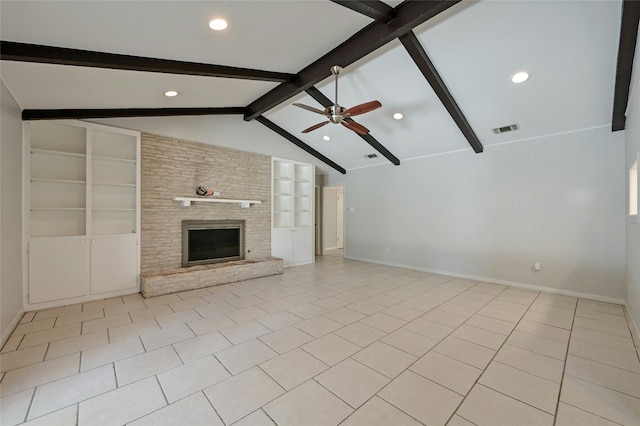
(141, 257), (283, 298)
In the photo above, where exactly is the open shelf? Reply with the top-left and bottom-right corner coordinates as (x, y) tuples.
(174, 197), (262, 208)
(26, 120), (141, 307)
(273, 158), (313, 229)
(28, 121), (139, 239)
(92, 155), (136, 164)
(92, 181), (136, 186)
(30, 148), (86, 159)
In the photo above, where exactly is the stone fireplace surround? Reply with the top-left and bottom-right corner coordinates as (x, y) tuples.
(139, 133), (282, 297)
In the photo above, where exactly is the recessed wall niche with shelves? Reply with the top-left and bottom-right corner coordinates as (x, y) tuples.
(272, 157), (315, 266)
(26, 120), (141, 307)
(91, 129), (137, 235)
(29, 123), (87, 237)
(293, 163), (313, 228)
(272, 160), (294, 229)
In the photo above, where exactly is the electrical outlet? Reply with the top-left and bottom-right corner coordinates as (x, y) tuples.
(534, 261), (542, 271)
(385, 247), (390, 253)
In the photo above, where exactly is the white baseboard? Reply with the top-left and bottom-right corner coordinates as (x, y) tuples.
(345, 256), (627, 306)
(1, 309), (25, 350)
(625, 306), (640, 350)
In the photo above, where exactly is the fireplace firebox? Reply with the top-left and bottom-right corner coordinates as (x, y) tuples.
(182, 220), (244, 267)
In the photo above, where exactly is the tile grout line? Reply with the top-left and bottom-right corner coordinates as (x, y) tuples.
(622, 304), (640, 363)
(322, 280), (508, 425)
(6, 264), (634, 425)
(246, 288), (417, 423)
(429, 284), (518, 426)
(21, 386), (37, 424)
(559, 401), (625, 426)
(436, 288), (582, 423)
(551, 294), (578, 426)
(567, 349), (640, 376)
(330, 359), (427, 426)
(475, 291), (571, 410)
(154, 374), (170, 408)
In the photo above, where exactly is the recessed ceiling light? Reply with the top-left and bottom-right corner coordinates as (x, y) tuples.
(393, 112), (404, 120)
(209, 18), (228, 31)
(164, 90), (178, 97)
(322, 135), (331, 141)
(511, 71), (529, 84)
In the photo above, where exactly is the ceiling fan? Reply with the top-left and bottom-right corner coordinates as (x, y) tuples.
(294, 66), (381, 135)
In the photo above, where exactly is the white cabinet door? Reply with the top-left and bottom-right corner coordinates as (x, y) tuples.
(29, 237), (89, 304)
(292, 228), (313, 265)
(272, 228), (294, 266)
(272, 228), (313, 266)
(90, 234), (138, 294)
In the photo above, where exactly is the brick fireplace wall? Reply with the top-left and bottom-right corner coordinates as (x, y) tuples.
(141, 133), (272, 274)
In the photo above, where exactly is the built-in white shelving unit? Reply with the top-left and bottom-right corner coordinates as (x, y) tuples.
(25, 120), (141, 308)
(272, 157), (314, 267)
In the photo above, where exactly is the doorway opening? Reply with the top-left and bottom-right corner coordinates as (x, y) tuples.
(322, 185), (344, 257)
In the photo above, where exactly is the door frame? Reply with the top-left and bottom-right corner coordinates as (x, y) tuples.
(315, 185), (322, 255)
(322, 184), (345, 256)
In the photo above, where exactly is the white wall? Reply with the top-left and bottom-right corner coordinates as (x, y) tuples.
(1, 80), (25, 345)
(327, 126), (626, 301)
(624, 30), (640, 340)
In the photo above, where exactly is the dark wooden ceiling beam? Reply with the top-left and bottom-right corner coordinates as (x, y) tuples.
(399, 31), (483, 153)
(305, 86), (400, 165)
(22, 107), (245, 121)
(330, 1), (396, 23)
(244, 0), (461, 121)
(255, 116), (346, 174)
(612, 0), (640, 131)
(1, 41), (294, 82)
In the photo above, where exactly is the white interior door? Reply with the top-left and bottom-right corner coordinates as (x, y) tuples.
(337, 190), (344, 249)
(315, 185), (322, 255)
(322, 185), (344, 254)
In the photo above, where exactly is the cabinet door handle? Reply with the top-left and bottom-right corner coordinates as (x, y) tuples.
(91, 239), (96, 244)
(81, 240), (85, 244)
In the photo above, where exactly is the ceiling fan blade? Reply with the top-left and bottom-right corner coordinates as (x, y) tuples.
(341, 119), (370, 135)
(343, 100), (382, 117)
(293, 103), (326, 115)
(302, 121), (330, 133)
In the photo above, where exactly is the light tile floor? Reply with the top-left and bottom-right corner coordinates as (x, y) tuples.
(1, 256), (640, 425)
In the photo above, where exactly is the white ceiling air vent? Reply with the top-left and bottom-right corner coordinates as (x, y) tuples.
(493, 123), (520, 134)
(364, 153), (378, 159)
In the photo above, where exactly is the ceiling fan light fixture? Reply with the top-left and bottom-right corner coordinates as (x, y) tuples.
(164, 90), (178, 97)
(511, 71), (529, 84)
(208, 18), (228, 31)
(322, 135), (331, 141)
(393, 112), (404, 120)
(294, 66), (381, 135)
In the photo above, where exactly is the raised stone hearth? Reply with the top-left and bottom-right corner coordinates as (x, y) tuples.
(141, 257), (283, 298)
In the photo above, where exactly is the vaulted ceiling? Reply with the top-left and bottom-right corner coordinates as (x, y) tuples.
(0, 1), (634, 174)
